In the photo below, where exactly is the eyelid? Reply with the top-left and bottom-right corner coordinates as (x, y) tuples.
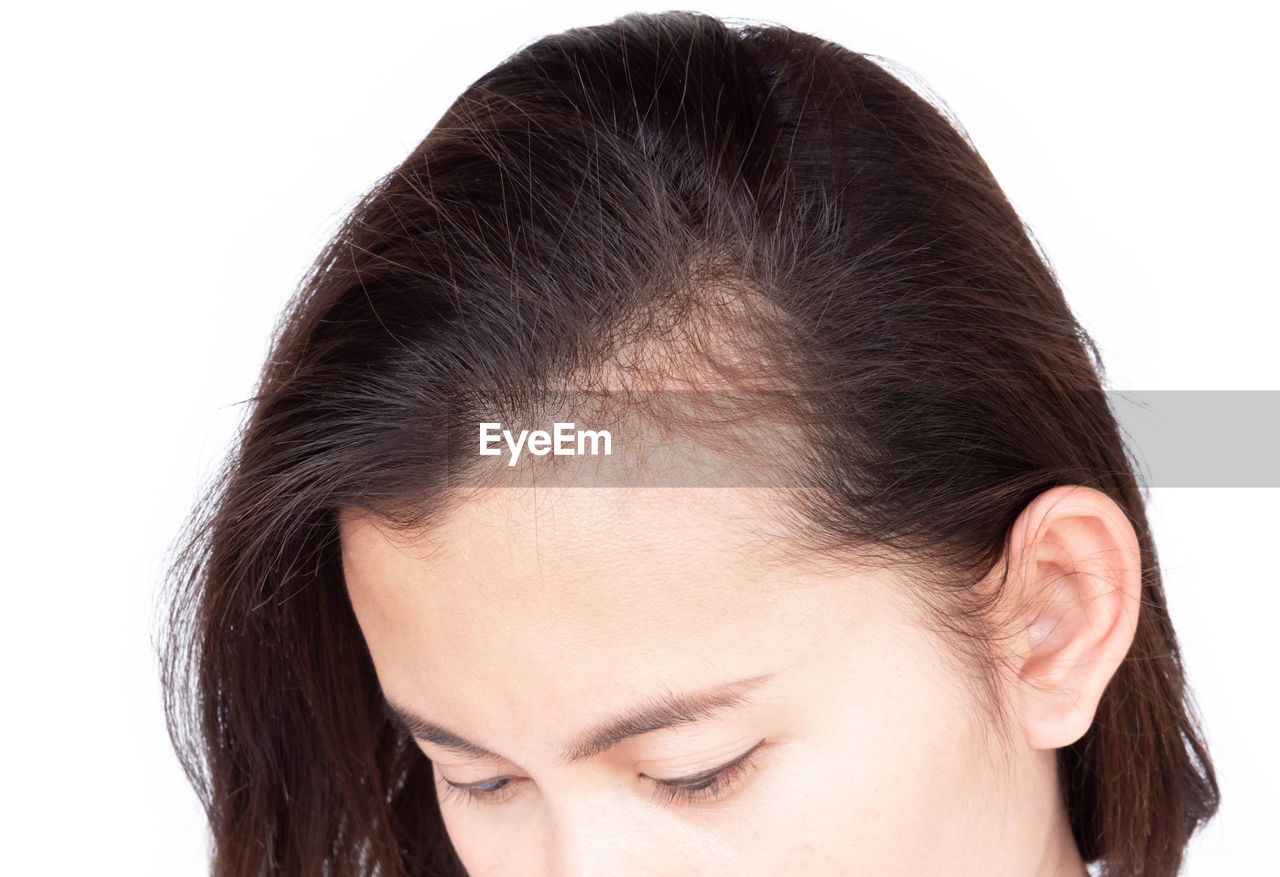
(435, 769), (525, 807)
(433, 738), (767, 808)
(646, 738), (766, 806)
(647, 739), (765, 785)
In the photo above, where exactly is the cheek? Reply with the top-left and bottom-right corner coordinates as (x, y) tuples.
(433, 765), (531, 876)
(805, 679), (1004, 871)
(737, 620), (1006, 876)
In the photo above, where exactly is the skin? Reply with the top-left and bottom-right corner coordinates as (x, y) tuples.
(341, 482), (1139, 876)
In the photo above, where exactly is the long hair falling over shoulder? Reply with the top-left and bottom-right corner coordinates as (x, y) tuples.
(161, 11), (1218, 876)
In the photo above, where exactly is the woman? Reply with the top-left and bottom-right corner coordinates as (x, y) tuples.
(161, 11), (1219, 876)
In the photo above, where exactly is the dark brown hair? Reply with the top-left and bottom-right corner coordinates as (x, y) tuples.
(161, 11), (1218, 876)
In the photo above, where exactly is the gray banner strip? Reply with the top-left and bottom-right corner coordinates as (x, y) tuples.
(1110, 391), (1280, 488)
(445, 390), (1280, 488)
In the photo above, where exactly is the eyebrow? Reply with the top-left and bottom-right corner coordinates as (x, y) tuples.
(383, 671), (777, 766)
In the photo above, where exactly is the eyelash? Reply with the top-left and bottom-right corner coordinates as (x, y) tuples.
(434, 739), (766, 808)
(648, 740), (764, 807)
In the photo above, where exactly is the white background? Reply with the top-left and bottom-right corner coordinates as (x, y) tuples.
(2, 1), (1275, 873)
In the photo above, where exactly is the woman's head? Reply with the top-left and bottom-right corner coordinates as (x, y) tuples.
(162, 11), (1218, 876)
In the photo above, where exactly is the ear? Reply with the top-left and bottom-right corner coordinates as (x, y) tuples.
(1004, 485), (1143, 751)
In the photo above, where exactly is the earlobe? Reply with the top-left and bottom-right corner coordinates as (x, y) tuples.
(1005, 486), (1143, 751)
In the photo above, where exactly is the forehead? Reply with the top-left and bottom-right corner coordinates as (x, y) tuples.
(338, 487), (906, 753)
(342, 488), (810, 650)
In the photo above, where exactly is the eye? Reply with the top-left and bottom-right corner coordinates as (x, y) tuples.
(435, 769), (526, 807)
(647, 738), (766, 807)
(433, 739), (767, 808)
